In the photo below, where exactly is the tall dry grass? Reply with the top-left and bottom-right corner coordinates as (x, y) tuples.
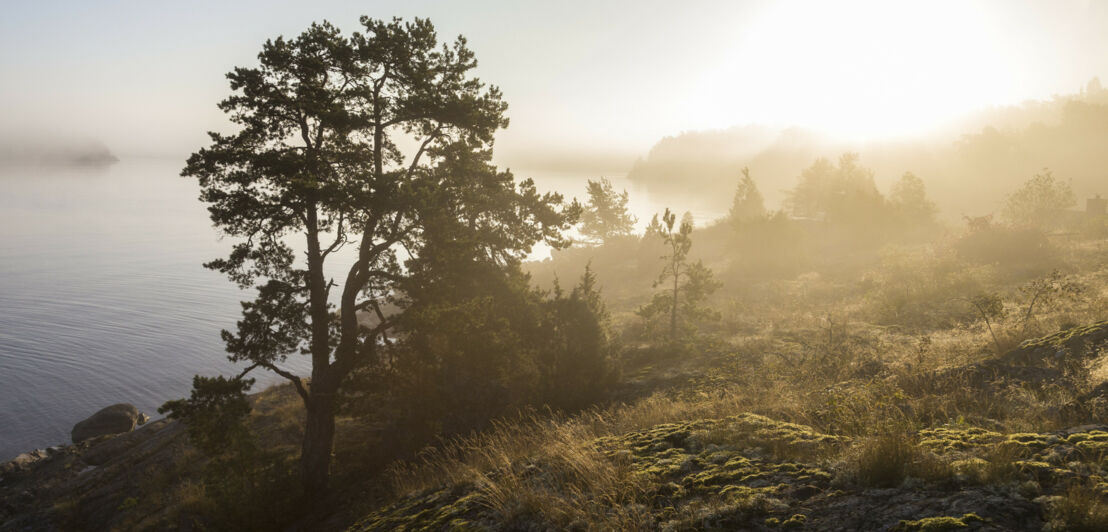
(384, 391), (752, 498)
(370, 236), (1108, 527)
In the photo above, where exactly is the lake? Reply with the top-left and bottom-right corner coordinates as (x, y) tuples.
(0, 158), (724, 460)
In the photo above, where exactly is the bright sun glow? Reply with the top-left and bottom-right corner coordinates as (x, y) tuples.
(689, 0), (1026, 141)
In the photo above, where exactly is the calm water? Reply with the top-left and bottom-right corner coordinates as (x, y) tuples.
(0, 159), (722, 460)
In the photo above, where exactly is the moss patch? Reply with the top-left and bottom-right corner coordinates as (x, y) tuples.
(892, 513), (985, 531)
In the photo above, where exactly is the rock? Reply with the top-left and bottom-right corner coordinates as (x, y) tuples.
(71, 404), (145, 443)
(81, 418), (173, 466)
(0, 453), (40, 475)
(1006, 320), (1108, 365)
(788, 484), (822, 500)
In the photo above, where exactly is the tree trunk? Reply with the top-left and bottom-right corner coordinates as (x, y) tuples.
(670, 262), (679, 341)
(301, 385), (336, 496)
(301, 200), (336, 497)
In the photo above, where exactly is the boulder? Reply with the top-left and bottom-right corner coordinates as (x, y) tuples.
(0, 452), (41, 475)
(70, 404), (146, 443)
(81, 418), (171, 466)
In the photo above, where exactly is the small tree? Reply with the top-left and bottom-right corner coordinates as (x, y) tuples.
(637, 209), (720, 342)
(787, 153), (883, 223)
(958, 293), (1006, 354)
(646, 209), (690, 340)
(1019, 270), (1085, 332)
(538, 264), (614, 410)
(680, 259), (722, 326)
(1002, 170), (1075, 229)
(159, 376), (297, 528)
(729, 166), (766, 224)
(580, 177), (636, 243)
(889, 172), (937, 226)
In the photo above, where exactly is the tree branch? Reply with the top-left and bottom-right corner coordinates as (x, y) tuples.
(406, 126), (442, 179)
(321, 210), (347, 260)
(260, 361), (309, 402)
(235, 363), (261, 380)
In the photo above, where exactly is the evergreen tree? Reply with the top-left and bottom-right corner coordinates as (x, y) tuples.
(167, 18), (579, 496)
(580, 177), (637, 243)
(638, 209), (719, 341)
(729, 167), (766, 224)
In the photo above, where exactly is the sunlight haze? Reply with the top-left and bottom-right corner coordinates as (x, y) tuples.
(8, 3), (1108, 528)
(3, 0), (1108, 167)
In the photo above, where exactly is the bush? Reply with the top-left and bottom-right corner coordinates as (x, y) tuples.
(158, 377), (304, 529)
(347, 265), (615, 452)
(865, 246), (992, 328)
(953, 226), (1055, 274)
(200, 449), (301, 530)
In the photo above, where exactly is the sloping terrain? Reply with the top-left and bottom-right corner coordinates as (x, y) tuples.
(350, 322), (1108, 531)
(352, 412), (1108, 531)
(4, 322), (1107, 531)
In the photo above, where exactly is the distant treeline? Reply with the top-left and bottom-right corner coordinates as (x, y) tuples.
(0, 138), (117, 166)
(628, 79), (1108, 218)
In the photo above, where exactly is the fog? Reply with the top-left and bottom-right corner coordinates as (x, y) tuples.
(5, 0), (1108, 173)
(8, 3), (1108, 529)
(627, 81), (1108, 219)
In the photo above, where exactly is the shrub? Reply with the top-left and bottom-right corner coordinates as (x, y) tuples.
(953, 226), (1055, 274)
(840, 432), (951, 487)
(347, 265), (615, 454)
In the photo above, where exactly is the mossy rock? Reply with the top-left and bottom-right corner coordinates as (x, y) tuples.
(1002, 433), (1059, 452)
(351, 485), (483, 531)
(892, 513), (985, 531)
(918, 427), (1002, 453)
(1006, 320), (1108, 366)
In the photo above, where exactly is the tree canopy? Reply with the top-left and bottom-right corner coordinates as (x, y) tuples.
(580, 177), (637, 243)
(1002, 170), (1076, 229)
(638, 209), (719, 342)
(729, 167), (767, 224)
(788, 153), (883, 223)
(889, 172), (938, 229)
(168, 17), (579, 496)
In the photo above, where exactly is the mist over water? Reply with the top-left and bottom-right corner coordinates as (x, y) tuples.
(0, 159), (722, 460)
(0, 160), (296, 460)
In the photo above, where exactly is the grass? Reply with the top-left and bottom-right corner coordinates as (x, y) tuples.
(1047, 484), (1108, 532)
(34, 230), (1106, 530)
(361, 243), (1108, 526)
(381, 393), (757, 497)
(356, 306), (1108, 530)
(355, 411), (844, 530)
(839, 431), (952, 488)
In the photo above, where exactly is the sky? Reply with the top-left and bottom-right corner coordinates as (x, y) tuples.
(2, 0), (1108, 173)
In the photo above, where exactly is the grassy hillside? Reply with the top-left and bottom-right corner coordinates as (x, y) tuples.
(349, 321), (1108, 531)
(4, 196), (1108, 531)
(346, 219), (1108, 530)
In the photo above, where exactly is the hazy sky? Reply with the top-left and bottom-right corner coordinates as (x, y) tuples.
(3, 0), (1108, 172)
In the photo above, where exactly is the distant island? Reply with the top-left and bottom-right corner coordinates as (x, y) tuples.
(0, 138), (118, 166)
